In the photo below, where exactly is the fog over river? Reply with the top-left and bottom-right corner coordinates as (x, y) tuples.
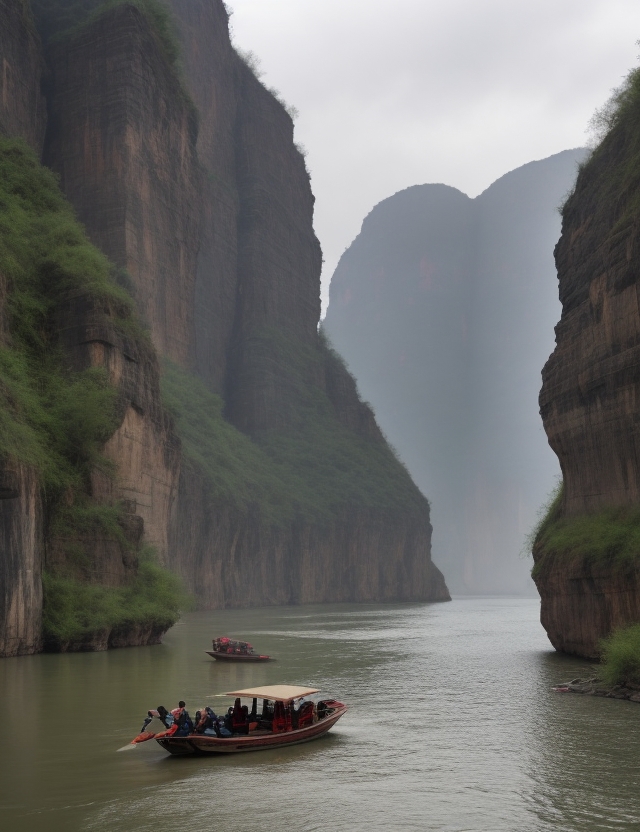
(2, 599), (638, 832)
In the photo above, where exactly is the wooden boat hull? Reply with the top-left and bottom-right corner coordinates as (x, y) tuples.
(156, 705), (347, 755)
(205, 651), (272, 662)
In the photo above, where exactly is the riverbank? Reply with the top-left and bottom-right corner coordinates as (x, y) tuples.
(554, 678), (640, 702)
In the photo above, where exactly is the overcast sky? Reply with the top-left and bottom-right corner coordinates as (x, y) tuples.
(227, 0), (640, 312)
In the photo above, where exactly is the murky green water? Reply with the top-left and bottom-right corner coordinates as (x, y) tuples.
(1, 598), (639, 832)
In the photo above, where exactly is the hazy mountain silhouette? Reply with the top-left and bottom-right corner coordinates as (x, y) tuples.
(324, 149), (587, 594)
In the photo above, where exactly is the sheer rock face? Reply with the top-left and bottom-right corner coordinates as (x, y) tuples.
(53, 293), (181, 570)
(43, 5), (191, 569)
(535, 120), (640, 655)
(1, 0), (448, 658)
(534, 555), (640, 658)
(0, 0), (46, 152)
(0, 1), (46, 655)
(45, 3), (201, 368)
(0, 461), (42, 657)
(167, 0), (322, 419)
(540, 151), (640, 517)
(169, 473), (449, 608)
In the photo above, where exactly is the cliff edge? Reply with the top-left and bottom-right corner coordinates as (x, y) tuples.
(534, 67), (640, 657)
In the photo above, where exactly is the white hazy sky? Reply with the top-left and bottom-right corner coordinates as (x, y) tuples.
(227, 0), (640, 311)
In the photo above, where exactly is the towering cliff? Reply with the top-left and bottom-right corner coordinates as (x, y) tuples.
(534, 69), (640, 657)
(0, 0), (47, 656)
(0, 0), (448, 657)
(324, 151), (585, 594)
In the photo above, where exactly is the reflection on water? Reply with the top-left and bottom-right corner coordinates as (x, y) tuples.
(1, 598), (638, 832)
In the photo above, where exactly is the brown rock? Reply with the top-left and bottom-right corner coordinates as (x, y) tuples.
(44, 3), (201, 367)
(0, 461), (42, 656)
(170, 471), (449, 608)
(535, 552), (640, 657)
(53, 291), (181, 567)
(0, 2), (48, 657)
(0, 0), (46, 152)
(536, 95), (640, 655)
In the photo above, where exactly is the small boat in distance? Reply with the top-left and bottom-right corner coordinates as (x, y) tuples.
(155, 685), (347, 755)
(206, 636), (272, 662)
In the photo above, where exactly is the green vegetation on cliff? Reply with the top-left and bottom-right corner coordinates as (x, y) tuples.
(162, 329), (427, 527)
(42, 550), (186, 650)
(31, 0), (197, 121)
(532, 481), (640, 575)
(0, 138), (127, 486)
(161, 360), (295, 524)
(600, 624), (640, 686)
(566, 60), (640, 229)
(253, 328), (426, 520)
(0, 137), (184, 642)
(32, 0), (179, 62)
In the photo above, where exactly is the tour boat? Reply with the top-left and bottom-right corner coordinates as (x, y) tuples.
(206, 636), (272, 661)
(155, 685), (347, 756)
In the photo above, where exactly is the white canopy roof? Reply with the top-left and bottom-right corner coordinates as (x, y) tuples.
(224, 685), (319, 702)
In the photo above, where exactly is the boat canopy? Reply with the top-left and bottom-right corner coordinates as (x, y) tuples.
(224, 685), (320, 702)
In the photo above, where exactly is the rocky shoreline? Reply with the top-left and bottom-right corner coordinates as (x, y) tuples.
(553, 679), (640, 702)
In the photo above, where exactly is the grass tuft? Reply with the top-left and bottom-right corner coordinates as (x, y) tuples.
(531, 480), (640, 576)
(600, 623), (640, 687)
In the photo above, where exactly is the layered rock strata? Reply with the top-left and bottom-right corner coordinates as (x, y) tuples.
(0, 0), (46, 152)
(45, 3), (201, 368)
(42, 0), (447, 608)
(535, 77), (640, 655)
(0, 0), (46, 655)
(0, 0), (449, 658)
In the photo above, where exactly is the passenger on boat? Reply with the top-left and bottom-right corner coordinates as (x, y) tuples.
(231, 697), (250, 734)
(223, 706), (234, 733)
(140, 705), (172, 733)
(172, 702), (194, 736)
(260, 698), (274, 723)
(194, 707), (212, 733)
(297, 701), (315, 729)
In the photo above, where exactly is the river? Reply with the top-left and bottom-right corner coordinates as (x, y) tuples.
(1, 597), (639, 832)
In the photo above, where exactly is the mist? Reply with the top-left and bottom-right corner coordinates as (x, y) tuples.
(324, 149), (586, 594)
(228, 0), (640, 311)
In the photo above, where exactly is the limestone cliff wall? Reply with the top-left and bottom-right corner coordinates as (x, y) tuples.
(169, 471), (449, 608)
(536, 82), (640, 655)
(0, 0), (46, 655)
(0, 263), (43, 656)
(45, 3), (201, 368)
(0, 460), (42, 656)
(43, 5), (192, 566)
(1, 0), (447, 658)
(324, 153), (585, 595)
(140, 0), (446, 604)
(53, 293), (180, 569)
(0, 0), (46, 152)
(540, 148), (640, 517)
(534, 555), (640, 658)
